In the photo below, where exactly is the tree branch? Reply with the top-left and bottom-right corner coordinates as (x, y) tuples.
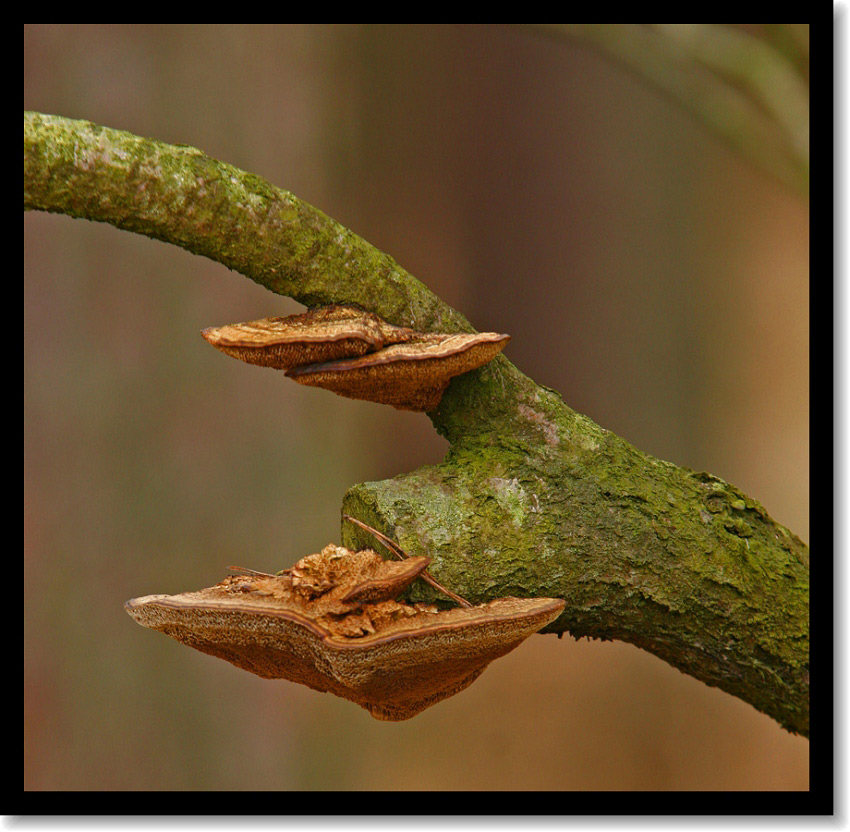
(24, 112), (809, 736)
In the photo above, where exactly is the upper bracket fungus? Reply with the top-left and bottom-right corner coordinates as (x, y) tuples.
(201, 304), (510, 411)
(125, 529), (564, 721)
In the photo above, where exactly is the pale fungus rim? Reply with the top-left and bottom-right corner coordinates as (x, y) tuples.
(124, 593), (565, 651)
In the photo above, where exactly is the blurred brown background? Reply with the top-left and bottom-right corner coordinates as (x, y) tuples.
(24, 25), (808, 790)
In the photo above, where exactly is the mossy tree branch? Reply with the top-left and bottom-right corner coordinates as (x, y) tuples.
(24, 112), (809, 736)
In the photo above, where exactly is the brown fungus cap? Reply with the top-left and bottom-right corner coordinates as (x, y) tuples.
(125, 544), (564, 721)
(200, 305), (417, 371)
(286, 332), (511, 411)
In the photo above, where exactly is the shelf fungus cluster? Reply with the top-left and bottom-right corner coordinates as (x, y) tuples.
(201, 304), (510, 411)
(125, 542), (564, 721)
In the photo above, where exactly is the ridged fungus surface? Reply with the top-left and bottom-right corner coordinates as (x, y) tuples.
(125, 544), (564, 720)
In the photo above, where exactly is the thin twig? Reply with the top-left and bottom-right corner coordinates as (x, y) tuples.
(343, 514), (473, 608)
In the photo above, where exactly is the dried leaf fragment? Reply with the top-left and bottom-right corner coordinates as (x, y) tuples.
(125, 545), (564, 721)
(287, 332), (511, 411)
(340, 557), (432, 605)
(287, 544), (431, 604)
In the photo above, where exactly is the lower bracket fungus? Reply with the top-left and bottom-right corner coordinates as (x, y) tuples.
(286, 331), (510, 411)
(201, 304), (510, 411)
(125, 534), (564, 721)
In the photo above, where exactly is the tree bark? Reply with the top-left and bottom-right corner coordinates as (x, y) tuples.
(24, 111), (809, 736)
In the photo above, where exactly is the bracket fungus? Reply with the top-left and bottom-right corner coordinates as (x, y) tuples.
(201, 304), (510, 411)
(125, 537), (564, 721)
(200, 304), (417, 370)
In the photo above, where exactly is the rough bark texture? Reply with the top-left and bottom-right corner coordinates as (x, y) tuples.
(24, 112), (809, 736)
